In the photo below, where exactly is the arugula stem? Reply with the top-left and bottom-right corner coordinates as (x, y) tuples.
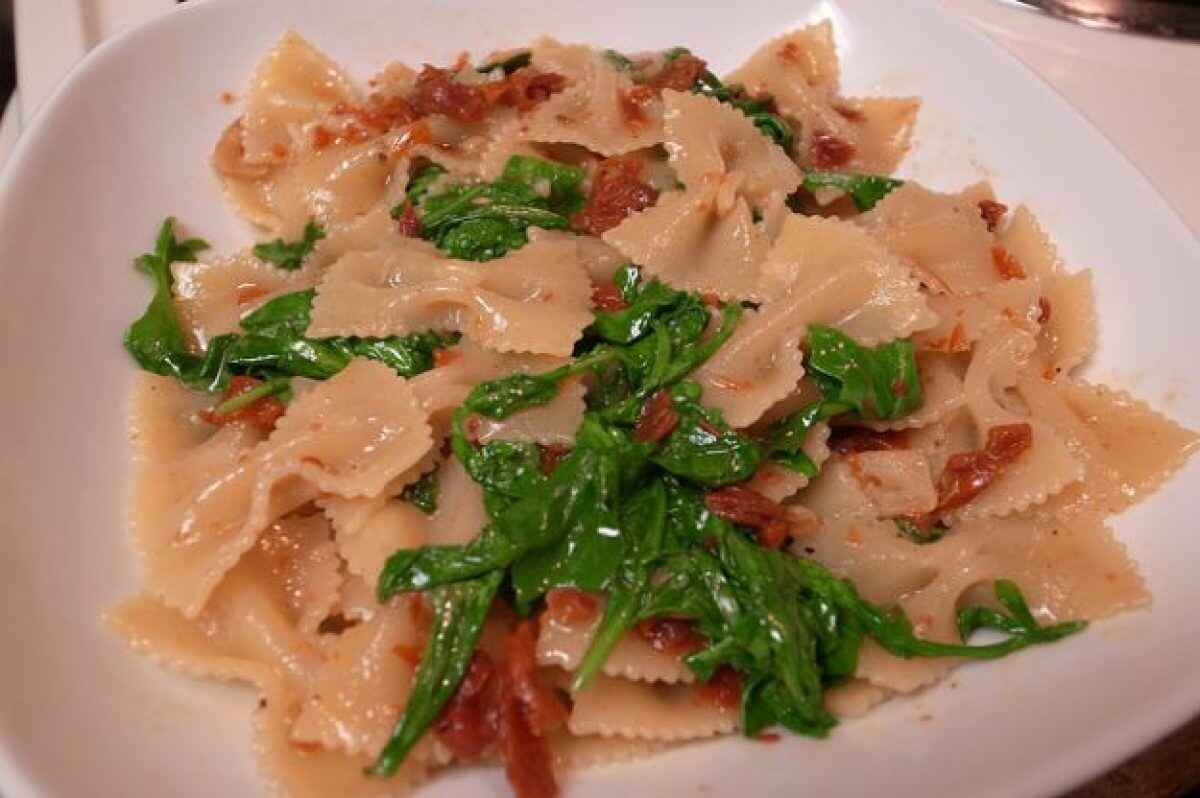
(211, 377), (289, 416)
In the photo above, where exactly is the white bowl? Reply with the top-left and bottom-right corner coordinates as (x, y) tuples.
(1, 1), (1197, 795)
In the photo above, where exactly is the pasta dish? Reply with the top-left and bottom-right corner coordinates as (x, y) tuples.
(109, 24), (1198, 798)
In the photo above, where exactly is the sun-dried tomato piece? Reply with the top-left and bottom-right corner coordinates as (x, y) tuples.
(199, 376), (286, 434)
(705, 485), (787, 528)
(410, 65), (490, 123)
(498, 682), (560, 798)
(435, 651), (501, 760)
(395, 201), (422, 237)
(636, 618), (704, 655)
(505, 620), (569, 735)
(537, 444), (572, 475)
(991, 246), (1025, 280)
(935, 423), (1033, 512)
(645, 53), (708, 92)
(571, 157), (659, 236)
(544, 588), (599, 625)
(810, 132), (855, 169)
(591, 282), (629, 311)
(633, 390), (679, 443)
(484, 68), (568, 112)
(829, 427), (910, 455)
(695, 666), (742, 710)
(618, 85), (657, 128)
(978, 199), (1008, 232)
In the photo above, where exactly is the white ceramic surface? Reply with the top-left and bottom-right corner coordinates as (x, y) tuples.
(0, 1), (1197, 796)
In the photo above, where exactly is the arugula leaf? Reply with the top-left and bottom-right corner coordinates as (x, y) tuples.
(252, 221), (326, 270)
(572, 480), (668, 690)
(956, 579), (1086, 646)
(690, 69), (793, 151)
(370, 572), (502, 777)
(401, 471), (439, 515)
(224, 289), (456, 381)
(500, 154), (586, 215)
(802, 171), (903, 212)
(805, 324), (923, 421)
(477, 50), (531, 75)
(400, 155), (582, 262)
(603, 48), (634, 71)
(651, 381), (761, 487)
(123, 218), (222, 390)
(402, 163), (448, 211)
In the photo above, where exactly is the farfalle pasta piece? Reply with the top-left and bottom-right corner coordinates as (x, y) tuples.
(725, 22), (918, 174)
(173, 253), (321, 342)
(537, 602), (694, 684)
(568, 675), (737, 740)
(859, 182), (1000, 295)
(913, 277), (1044, 353)
(693, 214), (934, 427)
(253, 681), (431, 798)
(999, 206), (1097, 376)
(239, 32), (360, 167)
(950, 327), (1084, 521)
(548, 732), (665, 770)
(109, 520), (331, 693)
(602, 179), (770, 301)
(308, 236), (592, 356)
(844, 450), (938, 518)
(520, 38), (664, 155)
(660, 89), (801, 209)
(1017, 376), (1199, 522)
(291, 599), (424, 758)
(132, 360), (432, 617)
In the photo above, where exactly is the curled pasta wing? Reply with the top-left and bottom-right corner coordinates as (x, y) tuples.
(537, 602), (694, 684)
(520, 38), (664, 155)
(693, 215), (934, 427)
(308, 236), (592, 356)
(568, 675), (737, 740)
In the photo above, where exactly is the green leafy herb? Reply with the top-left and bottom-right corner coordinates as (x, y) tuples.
(805, 324), (923, 420)
(477, 50), (532, 75)
(370, 263), (1083, 779)
(397, 155), (584, 261)
(691, 69), (794, 152)
(762, 324), (923, 476)
(651, 381), (761, 487)
(124, 222), (456, 393)
(894, 517), (945, 545)
(370, 572), (502, 777)
(662, 46), (691, 62)
(252, 221), (326, 270)
(209, 377), (290, 416)
(603, 48), (633, 71)
(957, 579), (1086, 646)
(802, 171), (903, 212)
(402, 471), (440, 515)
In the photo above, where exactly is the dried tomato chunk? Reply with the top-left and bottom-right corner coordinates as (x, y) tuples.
(1037, 297), (1052, 324)
(199, 376), (286, 434)
(498, 620), (565, 798)
(633, 390), (679, 443)
(978, 199), (1008, 232)
(829, 427), (910, 455)
(571, 157), (659, 236)
(646, 53), (708, 92)
(395, 201), (422, 237)
(935, 423), (1033, 512)
(695, 666), (742, 711)
(636, 618), (704, 655)
(410, 65), (490, 123)
(991, 245), (1025, 280)
(537, 444), (572, 475)
(486, 68), (568, 112)
(591, 282), (629, 311)
(809, 132), (855, 169)
(434, 651), (500, 760)
(544, 588), (599, 625)
(706, 485), (796, 548)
